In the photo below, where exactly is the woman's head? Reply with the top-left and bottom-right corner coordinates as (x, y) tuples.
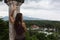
(15, 13), (22, 23)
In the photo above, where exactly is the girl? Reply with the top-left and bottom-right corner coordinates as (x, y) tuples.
(9, 4), (27, 40)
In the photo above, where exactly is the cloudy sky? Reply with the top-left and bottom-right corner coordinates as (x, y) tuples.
(0, 0), (60, 21)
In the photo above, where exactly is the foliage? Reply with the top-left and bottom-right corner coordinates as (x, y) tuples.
(0, 18), (60, 40)
(25, 31), (31, 40)
(31, 35), (38, 40)
(0, 18), (9, 40)
(24, 20), (60, 33)
(25, 31), (58, 40)
(36, 33), (47, 40)
(47, 34), (58, 40)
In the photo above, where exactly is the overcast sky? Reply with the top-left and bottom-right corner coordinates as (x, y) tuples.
(0, 0), (60, 21)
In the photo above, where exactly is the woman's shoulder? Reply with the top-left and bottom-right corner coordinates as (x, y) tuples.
(22, 22), (26, 27)
(22, 22), (25, 24)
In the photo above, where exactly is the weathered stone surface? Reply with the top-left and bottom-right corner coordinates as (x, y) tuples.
(4, 0), (24, 40)
(4, 0), (24, 3)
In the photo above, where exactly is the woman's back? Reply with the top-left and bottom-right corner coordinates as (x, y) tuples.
(14, 23), (25, 35)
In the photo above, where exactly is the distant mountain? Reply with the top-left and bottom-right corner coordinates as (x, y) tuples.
(23, 16), (42, 20)
(3, 16), (9, 21)
(2, 16), (60, 21)
(3, 16), (43, 21)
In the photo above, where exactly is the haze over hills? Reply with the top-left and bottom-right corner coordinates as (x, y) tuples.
(2, 16), (43, 21)
(1, 16), (60, 21)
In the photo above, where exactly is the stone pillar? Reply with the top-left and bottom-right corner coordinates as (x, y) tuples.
(4, 0), (24, 40)
(9, 1), (22, 18)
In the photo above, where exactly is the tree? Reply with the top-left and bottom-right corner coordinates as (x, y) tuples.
(36, 33), (47, 40)
(47, 34), (58, 40)
(0, 18), (9, 40)
(31, 35), (38, 40)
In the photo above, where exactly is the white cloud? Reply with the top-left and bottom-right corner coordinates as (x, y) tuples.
(22, 0), (60, 10)
(0, 11), (8, 17)
(0, 0), (60, 21)
(0, 1), (8, 17)
(21, 8), (60, 21)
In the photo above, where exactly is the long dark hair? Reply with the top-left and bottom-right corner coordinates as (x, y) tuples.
(14, 13), (25, 35)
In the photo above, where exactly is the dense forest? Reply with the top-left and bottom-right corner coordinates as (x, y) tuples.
(24, 20), (60, 33)
(0, 18), (60, 40)
(0, 18), (9, 40)
(24, 20), (60, 40)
